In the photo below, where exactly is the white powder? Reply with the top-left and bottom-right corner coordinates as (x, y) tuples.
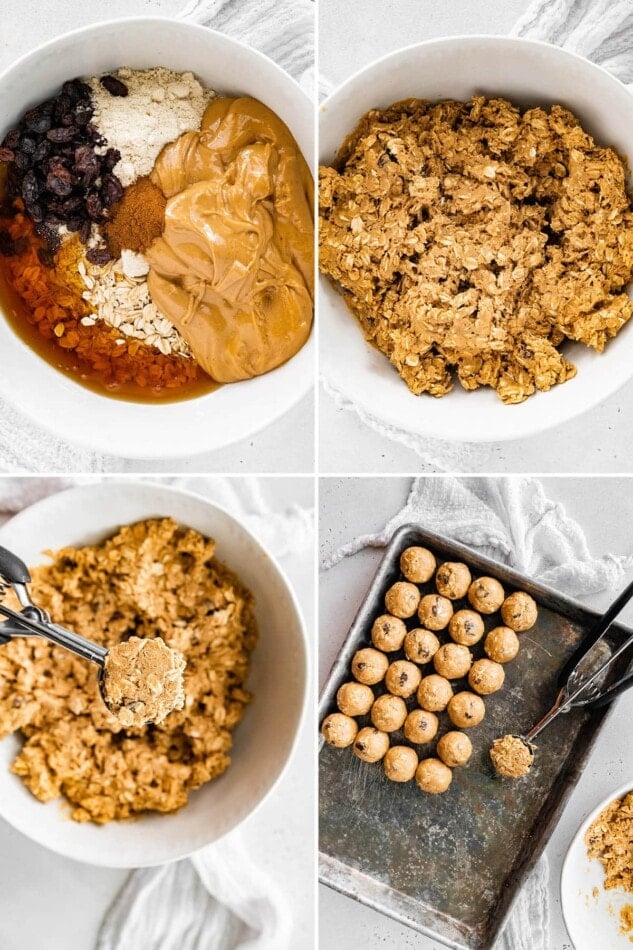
(88, 67), (215, 186)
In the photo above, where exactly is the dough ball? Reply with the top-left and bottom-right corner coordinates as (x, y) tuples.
(404, 708), (439, 744)
(418, 594), (453, 631)
(321, 713), (358, 748)
(351, 647), (389, 685)
(415, 758), (453, 794)
(437, 731), (473, 767)
(468, 576), (505, 614)
(435, 561), (472, 599)
(447, 691), (486, 728)
(501, 591), (538, 632)
(337, 681), (374, 717)
(490, 734), (534, 778)
(385, 581), (421, 619)
(371, 693), (407, 732)
(468, 658), (505, 695)
(353, 726), (390, 763)
(448, 609), (485, 646)
(400, 546), (436, 583)
(371, 614), (407, 652)
(383, 745), (418, 782)
(404, 628), (440, 664)
(417, 674), (453, 712)
(385, 659), (422, 698)
(484, 626), (520, 663)
(433, 643), (473, 679)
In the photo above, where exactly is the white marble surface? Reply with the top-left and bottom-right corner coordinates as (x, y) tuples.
(319, 476), (633, 949)
(318, 0), (633, 474)
(0, 476), (315, 950)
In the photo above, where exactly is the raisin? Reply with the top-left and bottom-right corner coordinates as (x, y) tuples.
(0, 147), (15, 163)
(14, 151), (32, 171)
(32, 140), (50, 162)
(2, 129), (20, 150)
(101, 173), (123, 207)
(47, 127), (76, 143)
(21, 170), (40, 204)
(29, 203), (44, 223)
(46, 168), (73, 196)
(100, 75), (128, 97)
(20, 136), (37, 155)
(66, 217), (84, 233)
(62, 196), (82, 213)
(0, 231), (16, 256)
(37, 246), (55, 268)
(103, 147), (121, 171)
(79, 219), (91, 244)
(85, 192), (103, 220)
(86, 246), (112, 265)
(25, 112), (52, 134)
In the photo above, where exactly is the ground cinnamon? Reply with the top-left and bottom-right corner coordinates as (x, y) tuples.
(106, 176), (166, 257)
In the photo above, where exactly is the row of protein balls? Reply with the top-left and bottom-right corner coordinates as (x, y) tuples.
(321, 547), (539, 793)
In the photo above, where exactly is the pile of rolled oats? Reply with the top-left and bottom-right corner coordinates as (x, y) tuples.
(319, 97), (633, 404)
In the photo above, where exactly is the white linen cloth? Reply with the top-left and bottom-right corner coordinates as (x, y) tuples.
(320, 0), (633, 472)
(0, 475), (314, 950)
(322, 476), (633, 949)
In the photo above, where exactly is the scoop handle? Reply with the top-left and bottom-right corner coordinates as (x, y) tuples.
(0, 545), (31, 586)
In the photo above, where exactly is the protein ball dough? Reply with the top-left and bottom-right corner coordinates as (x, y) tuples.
(501, 591), (538, 632)
(416, 758), (453, 794)
(383, 745), (419, 782)
(417, 674), (453, 712)
(385, 659), (422, 698)
(435, 562), (472, 600)
(371, 614), (407, 652)
(400, 546), (436, 583)
(385, 581), (421, 619)
(351, 647), (389, 685)
(418, 594), (453, 631)
(490, 735), (534, 778)
(448, 609), (485, 646)
(353, 726), (390, 763)
(437, 731), (473, 767)
(447, 691), (486, 728)
(404, 628), (440, 665)
(371, 693), (408, 732)
(321, 713), (358, 748)
(404, 708), (439, 744)
(485, 626), (520, 663)
(336, 681), (374, 717)
(433, 643), (473, 679)
(468, 577), (505, 614)
(468, 658), (505, 695)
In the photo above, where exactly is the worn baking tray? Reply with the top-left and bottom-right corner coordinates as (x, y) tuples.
(319, 524), (633, 949)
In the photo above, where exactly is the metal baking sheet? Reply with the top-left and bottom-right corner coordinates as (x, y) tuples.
(319, 524), (632, 949)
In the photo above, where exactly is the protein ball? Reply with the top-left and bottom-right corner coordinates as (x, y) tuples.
(484, 626), (520, 663)
(435, 561), (472, 599)
(468, 658), (505, 695)
(371, 693), (407, 732)
(404, 627), (440, 664)
(437, 731), (473, 767)
(404, 708), (439, 744)
(501, 591), (538, 632)
(490, 734), (534, 778)
(416, 758), (453, 794)
(433, 643), (473, 680)
(418, 593), (453, 631)
(337, 681), (374, 717)
(448, 609), (485, 646)
(383, 745), (418, 782)
(371, 614), (407, 652)
(447, 691), (486, 729)
(353, 726), (390, 763)
(351, 647), (389, 685)
(385, 581), (421, 619)
(417, 674), (453, 712)
(400, 546), (436, 583)
(321, 713), (358, 748)
(468, 576), (505, 614)
(385, 659), (422, 698)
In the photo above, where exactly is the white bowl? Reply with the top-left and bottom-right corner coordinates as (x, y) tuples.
(0, 17), (314, 458)
(561, 780), (633, 948)
(0, 482), (308, 867)
(320, 36), (633, 443)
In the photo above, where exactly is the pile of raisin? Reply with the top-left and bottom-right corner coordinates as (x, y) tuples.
(0, 77), (125, 262)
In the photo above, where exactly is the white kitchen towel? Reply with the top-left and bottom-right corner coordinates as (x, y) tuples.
(322, 475), (633, 950)
(0, 475), (314, 950)
(320, 0), (633, 473)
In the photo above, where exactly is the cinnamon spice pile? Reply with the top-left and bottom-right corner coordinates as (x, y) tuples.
(106, 176), (166, 256)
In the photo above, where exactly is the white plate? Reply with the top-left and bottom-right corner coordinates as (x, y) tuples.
(320, 37), (633, 442)
(561, 780), (633, 949)
(0, 17), (314, 458)
(0, 482), (308, 867)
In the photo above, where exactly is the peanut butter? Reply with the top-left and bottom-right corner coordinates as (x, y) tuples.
(147, 97), (314, 383)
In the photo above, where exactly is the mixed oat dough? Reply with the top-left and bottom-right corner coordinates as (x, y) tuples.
(319, 97), (633, 404)
(586, 791), (633, 894)
(0, 518), (257, 824)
